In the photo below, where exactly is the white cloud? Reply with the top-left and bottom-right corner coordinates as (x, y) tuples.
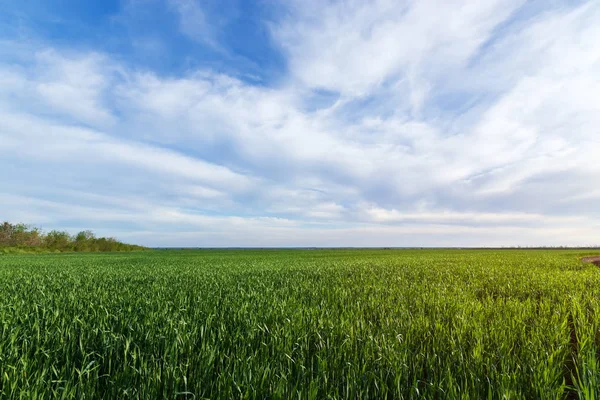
(0, 109), (256, 194)
(273, 0), (525, 99)
(0, 49), (117, 127)
(168, 0), (223, 50)
(364, 207), (584, 226)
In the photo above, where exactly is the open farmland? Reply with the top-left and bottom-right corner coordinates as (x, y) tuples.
(1, 249), (600, 399)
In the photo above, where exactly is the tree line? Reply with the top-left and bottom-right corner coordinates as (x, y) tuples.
(0, 222), (146, 252)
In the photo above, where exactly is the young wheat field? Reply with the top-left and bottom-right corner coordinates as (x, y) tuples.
(1, 249), (600, 399)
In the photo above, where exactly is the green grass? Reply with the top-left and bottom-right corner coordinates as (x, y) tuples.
(1, 249), (600, 399)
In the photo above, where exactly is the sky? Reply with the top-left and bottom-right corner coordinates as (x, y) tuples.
(0, 0), (599, 247)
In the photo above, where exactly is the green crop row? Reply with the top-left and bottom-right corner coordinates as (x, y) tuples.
(1, 249), (599, 399)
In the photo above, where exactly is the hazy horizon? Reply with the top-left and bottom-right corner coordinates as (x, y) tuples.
(1, 0), (599, 247)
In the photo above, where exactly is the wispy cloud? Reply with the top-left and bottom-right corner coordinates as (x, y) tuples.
(168, 0), (219, 48)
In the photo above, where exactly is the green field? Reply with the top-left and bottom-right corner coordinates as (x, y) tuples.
(1, 249), (600, 399)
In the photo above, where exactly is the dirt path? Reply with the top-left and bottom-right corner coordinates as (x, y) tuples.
(581, 256), (600, 266)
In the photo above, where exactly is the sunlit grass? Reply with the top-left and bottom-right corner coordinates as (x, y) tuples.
(1, 249), (599, 398)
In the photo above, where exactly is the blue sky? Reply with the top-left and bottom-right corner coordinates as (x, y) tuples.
(1, 0), (599, 247)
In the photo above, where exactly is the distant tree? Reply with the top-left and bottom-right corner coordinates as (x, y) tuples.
(44, 230), (73, 251)
(0, 222), (14, 246)
(0, 222), (42, 247)
(74, 230), (96, 252)
(12, 224), (43, 247)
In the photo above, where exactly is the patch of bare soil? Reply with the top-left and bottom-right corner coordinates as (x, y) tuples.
(581, 256), (600, 266)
